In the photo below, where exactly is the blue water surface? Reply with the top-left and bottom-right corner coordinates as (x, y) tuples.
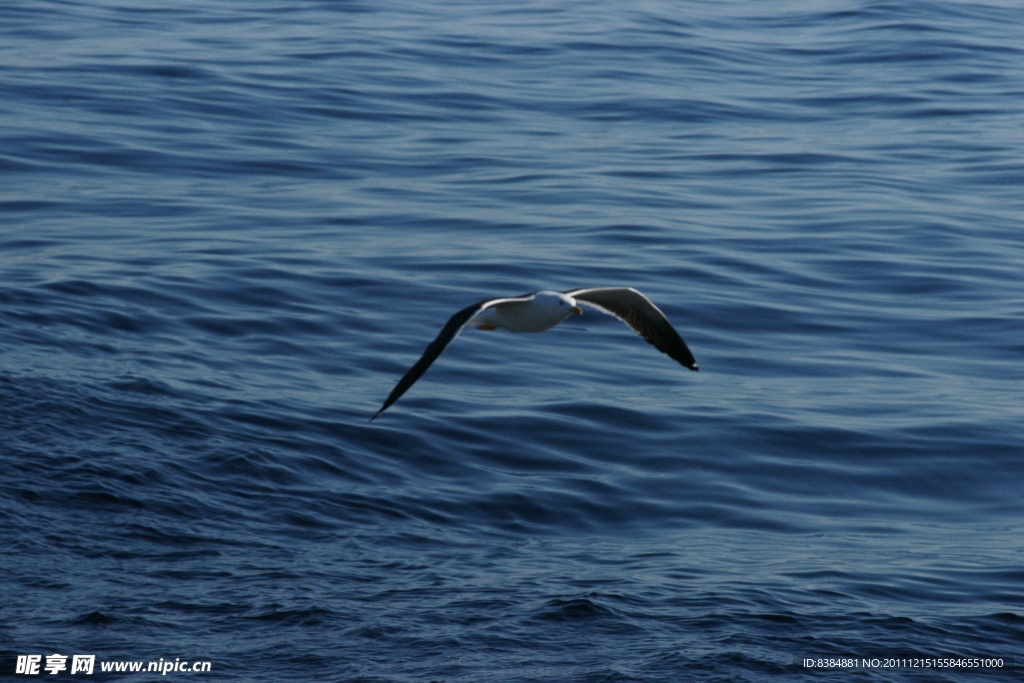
(2, 1), (1023, 680)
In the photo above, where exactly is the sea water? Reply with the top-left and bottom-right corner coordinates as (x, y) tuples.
(2, 1), (1022, 680)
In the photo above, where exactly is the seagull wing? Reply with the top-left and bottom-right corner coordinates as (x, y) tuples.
(564, 287), (698, 371)
(371, 294), (537, 420)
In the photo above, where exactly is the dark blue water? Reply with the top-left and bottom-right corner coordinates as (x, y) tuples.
(2, 1), (1022, 680)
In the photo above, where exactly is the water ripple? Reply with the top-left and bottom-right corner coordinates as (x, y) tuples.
(2, 0), (1023, 680)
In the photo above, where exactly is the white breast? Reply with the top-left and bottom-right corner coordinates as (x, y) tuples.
(475, 292), (578, 333)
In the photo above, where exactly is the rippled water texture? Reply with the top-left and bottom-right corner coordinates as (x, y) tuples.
(2, 1), (1023, 680)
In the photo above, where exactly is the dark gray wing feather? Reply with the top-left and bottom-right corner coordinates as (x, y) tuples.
(371, 294), (535, 420)
(565, 287), (698, 371)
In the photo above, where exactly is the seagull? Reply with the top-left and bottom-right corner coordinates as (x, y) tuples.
(371, 287), (698, 420)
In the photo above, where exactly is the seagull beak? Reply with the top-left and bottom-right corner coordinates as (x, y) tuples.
(572, 306), (583, 315)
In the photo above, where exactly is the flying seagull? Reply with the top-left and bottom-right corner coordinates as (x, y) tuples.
(371, 287), (698, 420)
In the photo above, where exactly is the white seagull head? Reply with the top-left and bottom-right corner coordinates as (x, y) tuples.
(534, 290), (585, 320)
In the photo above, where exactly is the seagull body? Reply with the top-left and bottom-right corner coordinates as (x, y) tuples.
(468, 291), (583, 332)
(371, 287), (697, 420)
